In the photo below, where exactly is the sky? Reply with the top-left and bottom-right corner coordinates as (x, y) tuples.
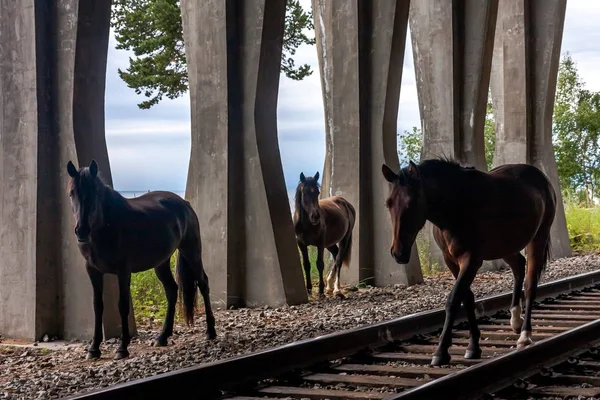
(105, 0), (600, 193)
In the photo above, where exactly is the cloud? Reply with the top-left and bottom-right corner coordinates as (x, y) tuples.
(105, 1), (600, 194)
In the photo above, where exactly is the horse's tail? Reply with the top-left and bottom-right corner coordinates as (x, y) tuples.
(176, 251), (198, 326)
(341, 200), (356, 268)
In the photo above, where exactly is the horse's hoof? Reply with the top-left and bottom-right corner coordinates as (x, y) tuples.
(334, 291), (346, 299)
(464, 348), (482, 359)
(206, 329), (217, 340)
(431, 353), (451, 366)
(517, 330), (533, 349)
(154, 337), (168, 347)
(324, 288), (333, 295)
(114, 350), (129, 360)
(510, 318), (524, 334)
(86, 350), (101, 360)
(517, 339), (533, 349)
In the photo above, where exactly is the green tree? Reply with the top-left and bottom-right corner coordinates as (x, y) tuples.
(484, 94), (496, 171)
(397, 126), (423, 166)
(397, 95), (496, 170)
(553, 52), (600, 206)
(111, 0), (316, 109)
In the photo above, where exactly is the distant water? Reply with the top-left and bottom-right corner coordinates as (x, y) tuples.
(119, 190), (297, 213)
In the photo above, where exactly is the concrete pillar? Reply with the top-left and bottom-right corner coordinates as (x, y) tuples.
(0, 0), (126, 341)
(409, 0), (499, 269)
(181, 0), (308, 309)
(313, 0), (424, 287)
(491, 0), (572, 259)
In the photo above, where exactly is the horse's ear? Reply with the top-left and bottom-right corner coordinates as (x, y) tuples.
(381, 164), (398, 183)
(89, 159), (98, 178)
(407, 160), (420, 181)
(314, 171), (320, 182)
(300, 172), (306, 182)
(67, 160), (78, 177)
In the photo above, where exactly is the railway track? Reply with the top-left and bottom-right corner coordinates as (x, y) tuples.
(67, 270), (600, 400)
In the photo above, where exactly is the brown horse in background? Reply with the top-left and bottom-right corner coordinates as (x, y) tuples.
(382, 159), (556, 366)
(293, 172), (356, 298)
(66, 160), (216, 360)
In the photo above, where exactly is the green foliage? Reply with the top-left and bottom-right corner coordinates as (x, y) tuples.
(397, 126), (423, 166)
(111, 0), (315, 109)
(484, 94), (496, 171)
(130, 253), (178, 322)
(564, 201), (600, 253)
(397, 93), (496, 171)
(553, 53), (600, 206)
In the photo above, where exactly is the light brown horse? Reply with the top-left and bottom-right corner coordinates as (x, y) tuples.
(293, 172), (356, 298)
(382, 159), (556, 366)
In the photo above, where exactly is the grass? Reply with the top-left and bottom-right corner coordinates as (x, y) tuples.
(130, 253), (177, 323)
(564, 202), (600, 253)
(130, 200), (600, 321)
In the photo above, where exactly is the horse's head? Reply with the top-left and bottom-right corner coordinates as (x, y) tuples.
(381, 161), (426, 264)
(66, 159), (105, 244)
(297, 171), (321, 225)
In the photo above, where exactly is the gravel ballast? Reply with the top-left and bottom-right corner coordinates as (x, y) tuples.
(1, 254), (600, 399)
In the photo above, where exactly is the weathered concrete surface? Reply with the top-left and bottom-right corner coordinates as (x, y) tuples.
(491, 0), (571, 259)
(409, 0), (499, 269)
(313, 0), (423, 287)
(0, 0), (126, 341)
(181, 0), (308, 308)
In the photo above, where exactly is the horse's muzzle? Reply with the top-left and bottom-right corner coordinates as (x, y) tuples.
(391, 248), (410, 264)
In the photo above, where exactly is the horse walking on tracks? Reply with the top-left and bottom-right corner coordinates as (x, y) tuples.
(293, 172), (356, 298)
(66, 160), (216, 360)
(381, 159), (556, 366)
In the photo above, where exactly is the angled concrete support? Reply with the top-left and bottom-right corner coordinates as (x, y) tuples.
(409, 0), (499, 268)
(313, 0), (423, 287)
(181, 0), (308, 308)
(0, 0), (126, 341)
(491, 0), (571, 259)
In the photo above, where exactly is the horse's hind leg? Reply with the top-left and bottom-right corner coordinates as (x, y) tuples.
(503, 252), (526, 333)
(332, 235), (352, 299)
(325, 245), (339, 294)
(180, 246), (217, 340)
(518, 235), (549, 349)
(197, 267), (217, 340)
(154, 259), (178, 346)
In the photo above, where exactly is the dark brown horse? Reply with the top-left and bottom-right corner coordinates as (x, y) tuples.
(293, 172), (356, 298)
(66, 160), (216, 360)
(382, 159), (556, 366)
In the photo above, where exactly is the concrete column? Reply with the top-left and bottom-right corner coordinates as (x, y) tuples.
(491, 0), (572, 259)
(181, 0), (308, 308)
(409, 0), (499, 269)
(0, 0), (125, 341)
(313, 0), (424, 287)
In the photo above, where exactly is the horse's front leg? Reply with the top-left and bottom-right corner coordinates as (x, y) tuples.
(298, 242), (312, 295)
(86, 264), (104, 360)
(432, 255), (481, 366)
(115, 270), (132, 360)
(316, 246), (325, 295)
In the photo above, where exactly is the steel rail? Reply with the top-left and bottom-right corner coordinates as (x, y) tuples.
(386, 312), (600, 400)
(65, 269), (600, 400)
